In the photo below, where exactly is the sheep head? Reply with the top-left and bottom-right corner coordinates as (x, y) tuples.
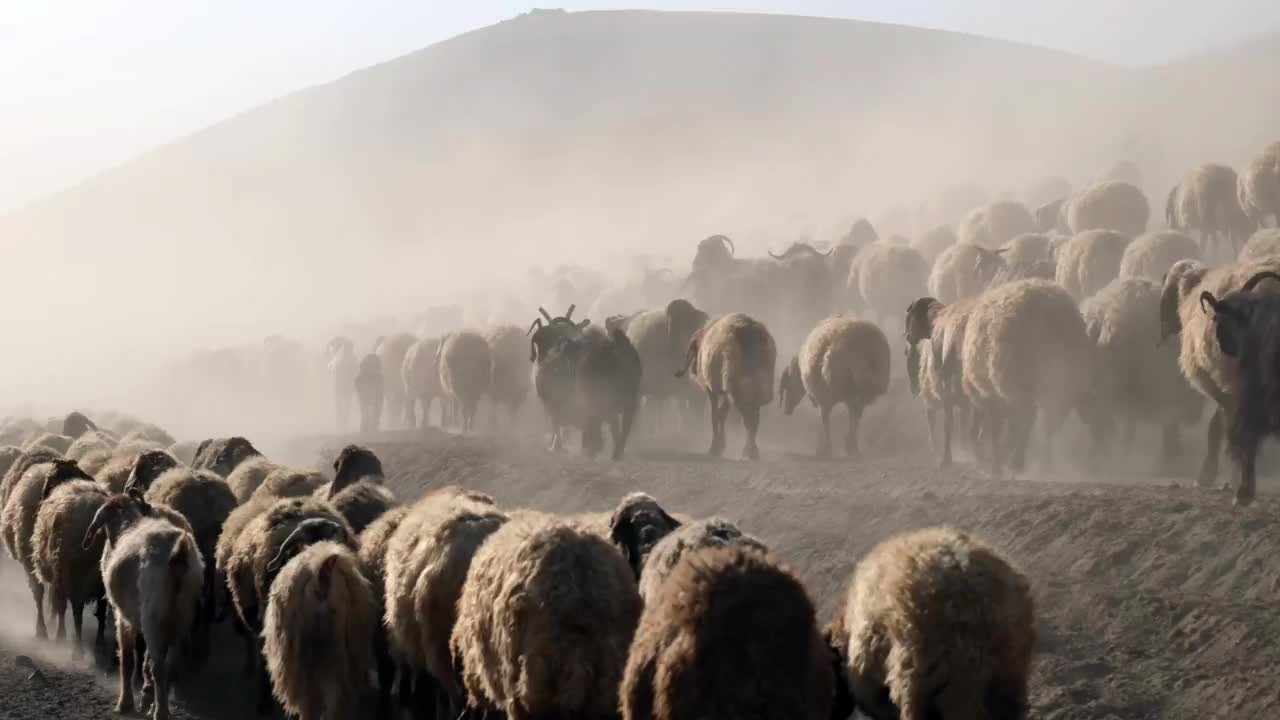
(1159, 259), (1208, 344)
(61, 411), (97, 440)
(41, 459), (92, 500)
(124, 450), (179, 496)
(331, 445), (382, 497)
(82, 493), (145, 549)
(692, 234), (736, 277)
(904, 297), (942, 346)
(267, 518), (352, 574)
(1200, 271), (1280, 357)
(211, 437), (261, 477)
(778, 356), (806, 416)
(608, 492), (681, 578)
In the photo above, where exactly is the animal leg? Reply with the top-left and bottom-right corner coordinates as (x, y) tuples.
(1197, 407), (1223, 488)
(924, 406), (938, 455)
(116, 624), (136, 714)
(152, 642), (172, 720)
(845, 404), (863, 457)
(1235, 433), (1259, 507)
(886, 644), (934, 720)
(987, 406), (1004, 481)
(741, 404), (761, 461)
(707, 391), (726, 457)
(815, 404), (833, 458)
(54, 595), (67, 643)
(94, 595), (110, 668)
(29, 574), (46, 640)
(71, 600), (85, 659)
(940, 402), (953, 467)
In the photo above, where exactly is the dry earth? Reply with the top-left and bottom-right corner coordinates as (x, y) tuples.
(2, 403), (1279, 719)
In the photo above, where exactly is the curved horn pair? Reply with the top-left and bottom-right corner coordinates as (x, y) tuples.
(527, 318), (543, 335)
(706, 234), (735, 256)
(1242, 271), (1280, 293)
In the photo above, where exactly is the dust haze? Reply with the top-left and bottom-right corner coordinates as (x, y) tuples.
(0, 8), (1276, 440)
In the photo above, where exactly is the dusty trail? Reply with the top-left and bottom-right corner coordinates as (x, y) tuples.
(1, 423), (1277, 719)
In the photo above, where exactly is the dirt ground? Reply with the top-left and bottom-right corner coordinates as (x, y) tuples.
(2, 397), (1279, 719)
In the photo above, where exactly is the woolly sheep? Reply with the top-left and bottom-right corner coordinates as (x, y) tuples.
(1239, 228), (1280, 263)
(848, 244), (929, 327)
(926, 243), (1006, 303)
(384, 486), (506, 716)
(118, 423), (176, 449)
(214, 496), (271, 673)
(1066, 180), (1150, 237)
(0, 417), (40, 446)
(77, 447), (113, 477)
(60, 411), (97, 439)
(376, 332), (418, 430)
(87, 510), (202, 720)
(905, 297), (979, 467)
(436, 331), (493, 433)
(910, 225), (957, 265)
(24, 432), (72, 454)
(250, 466), (327, 502)
(621, 544), (831, 720)
(1080, 278), (1204, 474)
(451, 512), (642, 720)
(0, 446), (21, 487)
(779, 316), (891, 457)
(831, 526), (1034, 720)
(226, 455), (278, 504)
(1198, 269), (1280, 506)
(956, 200), (1037, 250)
(95, 444), (165, 494)
(318, 444), (384, 496)
(1237, 141), (1279, 229)
(402, 336), (445, 429)
(606, 491), (683, 579)
(961, 279), (1093, 477)
(615, 303), (708, 437)
(263, 535), (376, 720)
(315, 445), (393, 533)
(484, 325), (532, 427)
(1, 446), (58, 508)
(357, 505), (411, 716)
(191, 436), (262, 479)
(1054, 229), (1132, 301)
(1167, 163), (1253, 261)
(32, 476), (109, 657)
(65, 430), (115, 461)
(635, 517), (768, 601)
(1117, 229), (1201, 282)
(677, 313), (777, 460)
(1160, 259), (1280, 502)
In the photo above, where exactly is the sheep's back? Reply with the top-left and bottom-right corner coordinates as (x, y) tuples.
(226, 456), (278, 504)
(698, 314), (776, 406)
(32, 481), (109, 601)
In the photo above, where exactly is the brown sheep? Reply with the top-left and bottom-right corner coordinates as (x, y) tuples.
(677, 313), (777, 460)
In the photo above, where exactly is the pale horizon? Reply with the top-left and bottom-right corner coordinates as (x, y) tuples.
(2, 1), (1278, 213)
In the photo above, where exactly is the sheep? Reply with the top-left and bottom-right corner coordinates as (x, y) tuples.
(1237, 140), (1280, 229)
(437, 330), (493, 433)
(614, 302), (709, 436)
(1167, 163), (1254, 261)
(191, 435), (262, 478)
(848, 244), (930, 329)
(2, 458), (88, 639)
(0, 417), (40, 446)
(779, 316), (891, 458)
(31, 474), (109, 659)
(262, 531), (377, 720)
(926, 243), (1006, 303)
(86, 508), (202, 720)
(1239, 228), (1280, 263)
(1054, 229), (1132, 301)
(911, 224), (957, 265)
(77, 446), (114, 477)
(226, 455), (279, 503)
(0, 446), (21, 487)
(313, 446), (394, 533)
(1198, 269), (1280, 506)
(1117, 229), (1201, 282)
(326, 336), (359, 431)
(676, 312), (777, 460)
(318, 443), (384, 496)
(355, 352), (385, 432)
(250, 466), (327, 502)
(1, 446), (59, 508)
(485, 325), (532, 428)
(961, 279), (1093, 477)
(635, 517), (768, 601)
(226, 496), (355, 711)
(23, 432), (72, 454)
(1161, 260), (1280, 503)
(65, 429), (115, 461)
(376, 332), (418, 429)
(606, 491), (683, 578)
(384, 486), (507, 717)
(451, 512), (642, 720)
(1066, 180), (1150, 237)
(905, 297), (980, 467)
(118, 423), (176, 449)
(60, 410), (97, 439)
(621, 544), (831, 720)
(831, 526), (1034, 720)
(358, 505), (411, 715)
(956, 200), (1038, 250)
(214, 496), (272, 673)
(402, 336), (445, 429)
(1034, 197), (1069, 234)
(122, 450), (180, 495)
(1080, 278), (1204, 474)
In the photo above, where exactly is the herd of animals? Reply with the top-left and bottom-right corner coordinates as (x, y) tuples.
(0, 411), (1029, 720)
(0, 142), (1278, 720)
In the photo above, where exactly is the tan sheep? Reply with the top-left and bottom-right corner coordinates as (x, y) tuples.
(226, 455), (279, 504)
(778, 316), (891, 457)
(437, 331), (493, 433)
(23, 432), (72, 454)
(1238, 140), (1280, 229)
(484, 325), (532, 427)
(956, 200), (1037, 250)
(832, 526), (1034, 720)
(676, 313), (777, 460)
(849, 244), (930, 328)
(904, 297), (979, 467)
(32, 477), (109, 657)
(376, 332), (418, 430)
(1, 446), (59, 508)
(961, 279), (1093, 477)
(910, 224), (957, 266)
(1066, 180), (1150, 237)
(1239, 228), (1280, 263)
(384, 487), (506, 716)
(451, 512), (642, 720)
(1117, 229), (1201, 282)
(263, 535), (376, 720)
(1167, 163), (1253, 261)
(926, 243), (1006, 303)
(621, 545), (831, 720)
(402, 336), (445, 429)
(65, 430), (116, 462)
(635, 517), (767, 601)
(249, 466), (327, 502)
(1054, 229), (1132, 301)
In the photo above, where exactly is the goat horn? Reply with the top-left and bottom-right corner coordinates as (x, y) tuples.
(768, 250), (784, 259)
(565, 304), (576, 319)
(538, 307), (553, 322)
(1241, 271), (1280, 293)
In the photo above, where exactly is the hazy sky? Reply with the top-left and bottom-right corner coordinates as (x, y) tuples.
(2, 0), (1277, 213)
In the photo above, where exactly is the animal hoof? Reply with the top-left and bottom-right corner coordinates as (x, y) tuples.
(116, 699), (134, 714)
(1234, 489), (1255, 507)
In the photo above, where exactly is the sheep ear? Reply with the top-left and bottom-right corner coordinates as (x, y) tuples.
(82, 514), (105, 550)
(1199, 291), (1219, 315)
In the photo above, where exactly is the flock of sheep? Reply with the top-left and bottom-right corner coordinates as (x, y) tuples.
(0, 408), (1033, 720)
